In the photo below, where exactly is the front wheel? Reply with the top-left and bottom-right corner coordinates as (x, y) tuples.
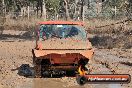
(76, 75), (87, 85)
(33, 58), (42, 78)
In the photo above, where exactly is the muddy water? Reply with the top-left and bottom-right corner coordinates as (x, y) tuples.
(0, 30), (131, 88)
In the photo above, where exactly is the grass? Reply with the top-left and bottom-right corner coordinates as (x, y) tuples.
(3, 17), (132, 33)
(0, 17), (131, 49)
(0, 17), (46, 30)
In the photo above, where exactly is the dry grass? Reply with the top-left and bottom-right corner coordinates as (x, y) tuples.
(84, 18), (129, 29)
(1, 17), (132, 32)
(85, 18), (132, 35)
(85, 19), (116, 28)
(86, 19), (132, 49)
(2, 17), (46, 30)
(0, 17), (131, 49)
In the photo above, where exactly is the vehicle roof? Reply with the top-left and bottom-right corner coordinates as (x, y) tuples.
(38, 21), (84, 26)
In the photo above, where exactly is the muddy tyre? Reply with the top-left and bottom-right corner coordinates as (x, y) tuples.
(76, 75), (87, 85)
(33, 58), (42, 78)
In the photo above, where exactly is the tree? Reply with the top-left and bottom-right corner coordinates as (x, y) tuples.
(80, 0), (84, 20)
(42, 0), (46, 19)
(64, 0), (70, 20)
(45, 0), (60, 20)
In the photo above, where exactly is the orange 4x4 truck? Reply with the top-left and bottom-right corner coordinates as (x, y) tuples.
(32, 21), (94, 78)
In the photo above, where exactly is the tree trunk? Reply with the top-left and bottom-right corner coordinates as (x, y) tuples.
(87, 0), (90, 9)
(96, 1), (102, 18)
(40, 0), (46, 20)
(2, 0), (5, 16)
(2, 0), (6, 24)
(80, 0), (84, 20)
(40, 0), (43, 18)
(64, 0), (70, 20)
(28, 6), (30, 20)
(36, 0), (39, 18)
(42, 0), (46, 20)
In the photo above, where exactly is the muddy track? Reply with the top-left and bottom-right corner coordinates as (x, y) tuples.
(0, 40), (131, 88)
(0, 30), (131, 88)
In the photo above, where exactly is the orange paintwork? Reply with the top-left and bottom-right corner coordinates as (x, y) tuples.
(38, 21), (84, 26)
(33, 21), (94, 67)
(33, 48), (94, 64)
(34, 49), (93, 59)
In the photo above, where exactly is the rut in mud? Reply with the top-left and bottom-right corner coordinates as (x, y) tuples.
(0, 22), (132, 88)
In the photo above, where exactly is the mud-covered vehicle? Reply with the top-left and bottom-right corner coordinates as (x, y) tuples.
(32, 21), (94, 77)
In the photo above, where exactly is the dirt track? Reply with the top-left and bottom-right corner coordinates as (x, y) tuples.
(0, 30), (132, 88)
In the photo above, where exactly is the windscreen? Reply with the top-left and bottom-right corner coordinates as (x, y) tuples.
(38, 24), (87, 41)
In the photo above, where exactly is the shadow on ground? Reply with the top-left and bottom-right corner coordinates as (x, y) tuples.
(0, 30), (34, 41)
(120, 61), (132, 67)
(88, 35), (132, 49)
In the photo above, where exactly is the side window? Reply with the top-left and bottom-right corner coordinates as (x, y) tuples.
(39, 25), (48, 40)
(39, 25), (53, 40)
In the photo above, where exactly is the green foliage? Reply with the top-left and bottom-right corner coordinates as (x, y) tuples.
(108, 0), (126, 8)
(45, 0), (60, 13)
(1, 0), (131, 19)
(100, 0), (128, 19)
